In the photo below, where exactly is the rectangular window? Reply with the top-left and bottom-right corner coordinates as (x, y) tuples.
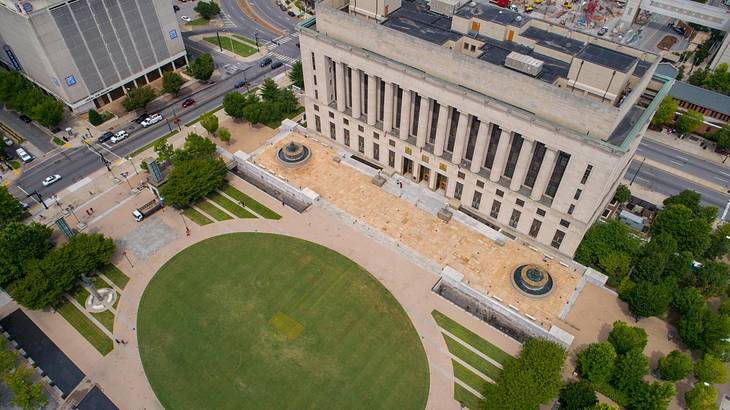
(574, 189), (582, 200)
(373, 143), (380, 161)
(314, 90), (319, 100)
(429, 102), (440, 144)
(476, 180), (484, 188)
(509, 209), (521, 228)
(343, 118), (349, 125)
(515, 198), (524, 207)
(581, 164), (593, 184)
(328, 111), (334, 118)
(551, 230), (565, 249)
(358, 125), (364, 132)
(465, 118), (480, 161)
(379, 80), (385, 121)
(568, 204), (575, 215)
(471, 191), (482, 209)
(463, 43), (469, 49)
(388, 150), (395, 167)
(490, 200), (501, 218)
(358, 136), (365, 153)
(373, 132), (379, 140)
(314, 75), (318, 86)
(411, 94), (421, 137)
(395, 87), (403, 129)
(560, 219), (570, 228)
(389, 139), (396, 147)
(529, 219), (542, 238)
(545, 152), (571, 198)
(311, 52), (316, 69)
(523, 142), (546, 188)
(313, 104), (319, 111)
(344, 129), (350, 146)
(484, 125), (501, 169)
(446, 108), (459, 152)
(496, 189), (504, 198)
(362, 75), (369, 115)
(454, 182), (463, 200)
(503, 133), (524, 179)
(458, 171), (465, 179)
(537, 208), (546, 216)
(329, 122), (336, 140)
(315, 115), (321, 133)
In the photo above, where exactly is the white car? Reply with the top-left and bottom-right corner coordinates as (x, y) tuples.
(3, 136), (12, 146)
(42, 174), (61, 186)
(111, 130), (128, 144)
(181, 16), (193, 22)
(141, 114), (163, 128)
(15, 148), (32, 163)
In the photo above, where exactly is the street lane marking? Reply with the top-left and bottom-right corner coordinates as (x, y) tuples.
(713, 176), (727, 182)
(670, 160), (683, 165)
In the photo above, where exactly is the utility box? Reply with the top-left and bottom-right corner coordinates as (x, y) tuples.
(505, 52), (543, 76)
(431, 0), (463, 15)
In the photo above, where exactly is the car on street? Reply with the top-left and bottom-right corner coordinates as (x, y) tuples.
(287, 10), (296, 17)
(271, 61), (283, 69)
(597, 26), (608, 36)
(234, 79), (247, 89)
(134, 113), (149, 124)
(672, 25), (685, 35)
(97, 131), (114, 143)
(19, 114), (31, 123)
(141, 113), (163, 128)
(173, 5), (180, 11)
(260, 57), (272, 67)
(111, 130), (128, 144)
(181, 15), (192, 22)
(182, 98), (196, 108)
(15, 148), (32, 163)
(42, 174), (62, 187)
(3, 136), (13, 146)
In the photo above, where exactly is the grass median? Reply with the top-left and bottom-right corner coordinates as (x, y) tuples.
(432, 310), (512, 364)
(207, 192), (256, 218)
(204, 36), (257, 57)
(57, 302), (113, 355)
(100, 264), (129, 289)
(196, 200), (232, 221)
(221, 184), (281, 220)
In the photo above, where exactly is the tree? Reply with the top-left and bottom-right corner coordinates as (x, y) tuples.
(0, 186), (23, 227)
(628, 381), (675, 410)
(200, 112), (219, 136)
(159, 158), (227, 207)
(720, 298), (730, 316)
(2, 365), (46, 410)
(690, 261), (729, 297)
(608, 321), (648, 355)
(652, 204), (712, 257)
(694, 354), (728, 384)
(663, 190), (715, 222)
(704, 222), (730, 259)
(161, 71), (185, 95)
(223, 91), (247, 119)
(187, 54), (215, 81)
(558, 381), (597, 410)
(122, 86), (156, 111)
(194, 0), (221, 19)
(651, 97), (677, 127)
(574, 220), (640, 283)
(671, 287), (705, 315)
(30, 98), (64, 128)
(611, 349), (648, 393)
(218, 127), (231, 145)
(154, 139), (175, 163)
(289, 60), (304, 89)
(685, 384), (718, 410)
(702, 63), (730, 95)
(278, 87), (299, 113)
(0, 222), (53, 285)
(675, 109), (704, 134)
(260, 78), (280, 102)
(242, 100), (264, 124)
(688, 67), (709, 86)
(614, 184), (631, 203)
(621, 280), (672, 318)
(576, 342), (616, 383)
(712, 125), (730, 151)
(482, 339), (566, 409)
(632, 233), (677, 283)
(657, 350), (692, 381)
(181, 132), (216, 161)
(88, 109), (103, 126)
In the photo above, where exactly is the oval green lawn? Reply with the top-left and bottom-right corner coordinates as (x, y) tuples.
(138, 233), (429, 409)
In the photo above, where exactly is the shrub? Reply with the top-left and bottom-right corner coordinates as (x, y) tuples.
(657, 350), (692, 381)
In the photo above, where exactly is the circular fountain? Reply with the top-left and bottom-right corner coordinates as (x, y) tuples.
(511, 264), (554, 298)
(277, 141), (311, 166)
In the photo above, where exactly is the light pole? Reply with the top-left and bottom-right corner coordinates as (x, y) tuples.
(127, 156), (139, 175)
(254, 31), (260, 52)
(629, 157), (645, 186)
(120, 172), (133, 190)
(123, 251), (134, 268)
(216, 31), (223, 52)
(180, 211), (190, 236)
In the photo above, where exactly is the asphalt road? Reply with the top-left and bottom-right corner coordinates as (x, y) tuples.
(0, 109), (57, 154)
(246, 0), (299, 34)
(636, 139), (730, 189)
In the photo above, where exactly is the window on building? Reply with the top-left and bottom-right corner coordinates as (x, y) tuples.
(465, 118), (480, 161)
(529, 219), (542, 238)
(458, 171), (465, 179)
(388, 150), (395, 167)
(476, 180), (484, 188)
(314, 90), (319, 100)
(551, 230), (565, 249)
(496, 189), (504, 197)
(343, 118), (349, 125)
(389, 139), (396, 147)
(313, 104), (319, 111)
(311, 52), (316, 69)
(463, 43), (469, 49)
(344, 129), (350, 146)
(362, 75), (369, 115)
(484, 124), (501, 169)
(560, 219), (570, 228)
(446, 107), (460, 152)
(429, 102), (440, 144)
(454, 182), (463, 200)
(515, 198), (524, 207)
(328, 111), (334, 119)
(568, 204), (575, 215)
(329, 122), (336, 140)
(379, 80), (385, 121)
(373, 143), (380, 161)
(358, 125), (364, 132)
(411, 95), (421, 137)
(545, 152), (571, 198)
(313, 75), (318, 86)
(537, 208), (546, 216)
(470, 44), (476, 52)
(472, 191), (482, 209)
(358, 136), (365, 153)
(314, 115), (321, 133)
(509, 209), (521, 228)
(490, 200), (501, 218)
(395, 87), (403, 129)
(523, 142), (546, 188)
(574, 189), (582, 200)
(503, 133), (524, 179)
(373, 132), (379, 140)
(581, 164), (593, 184)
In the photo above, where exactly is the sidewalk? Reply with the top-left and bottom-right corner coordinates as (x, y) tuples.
(644, 129), (729, 167)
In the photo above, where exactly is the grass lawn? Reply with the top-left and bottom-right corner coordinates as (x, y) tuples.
(204, 36), (257, 57)
(187, 17), (209, 26)
(233, 34), (258, 46)
(183, 208), (212, 225)
(432, 310), (512, 364)
(454, 383), (485, 410)
(138, 233), (429, 409)
(92, 310), (115, 332)
(207, 192), (256, 218)
(57, 302), (113, 355)
(53, 137), (65, 145)
(221, 184), (281, 220)
(452, 360), (490, 393)
(444, 335), (501, 380)
(100, 264), (129, 289)
(70, 286), (90, 306)
(195, 200), (232, 221)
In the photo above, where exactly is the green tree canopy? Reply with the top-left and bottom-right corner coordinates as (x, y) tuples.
(711, 125), (730, 151)
(31, 98), (64, 128)
(159, 158), (227, 208)
(694, 354), (728, 384)
(651, 97), (677, 127)
(187, 54), (215, 81)
(558, 380), (597, 410)
(200, 112), (219, 136)
(194, 0), (221, 19)
(260, 78), (280, 102)
(122, 86), (156, 112)
(178, 132), (216, 162)
(685, 384), (718, 410)
(701, 63), (730, 96)
(289, 60), (304, 89)
(161, 71), (185, 95)
(671, 287), (705, 315)
(657, 350), (692, 381)
(0, 186), (23, 228)
(690, 260), (729, 297)
(614, 184), (631, 203)
(2, 365), (46, 410)
(576, 342), (617, 384)
(610, 349), (648, 393)
(608, 321), (648, 355)
(675, 110), (704, 134)
(663, 190), (716, 222)
(628, 381), (675, 410)
(632, 233), (677, 283)
(574, 220), (640, 283)
(223, 91), (247, 119)
(218, 127), (231, 145)
(704, 222), (730, 259)
(154, 139), (175, 163)
(88, 109), (103, 126)
(0, 222), (53, 286)
(620, 280), (673, 318)
(678, 306), (730, 353)
(652, 204), (712, 257)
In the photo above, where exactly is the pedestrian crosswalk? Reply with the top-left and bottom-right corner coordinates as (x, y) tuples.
(267, 52), (298, 66)
(220, 12), (236, 28)
(267, 32), (298, 50)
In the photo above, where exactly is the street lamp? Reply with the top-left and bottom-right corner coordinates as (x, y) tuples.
(127, 156), (139, 175)
(120, 172), (133, 190)
(123, 251), (134, 268)
(254, 31), (260, 52)
(180, 210), (190, 236)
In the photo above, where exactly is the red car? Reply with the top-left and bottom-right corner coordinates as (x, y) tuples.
(182, 98), (195, 108)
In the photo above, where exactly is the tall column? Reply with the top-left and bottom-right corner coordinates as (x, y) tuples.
(416, 96), (430, 148)
(351, 69), (361, 119)
(367, 74), (377, 125)
(433, 104), (449, 156)
(400, 89), (412, 140)
(451, 112), (469, 165)
(383, 82), (394, 133)
(489, 130), (512, 182)
(470, 121), (490, 173)
(530, 148), (557, 200)
(335, 62), (346, 112)
(509, 139), (533, 191)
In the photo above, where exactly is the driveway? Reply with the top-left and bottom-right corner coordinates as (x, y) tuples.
(0, 108), (57, 153)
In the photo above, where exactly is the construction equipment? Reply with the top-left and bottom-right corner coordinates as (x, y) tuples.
(563, 1), (572, 9)
(132, 198), (163, 222)
(525, 2), (534, 12)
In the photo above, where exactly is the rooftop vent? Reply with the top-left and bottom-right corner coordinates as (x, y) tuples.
(505, 51), (543, 76)
(431, 0), (463, 15)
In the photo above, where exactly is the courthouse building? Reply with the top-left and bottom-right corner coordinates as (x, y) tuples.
(298, 0), (672, 256)
(0, 0), (187, 112)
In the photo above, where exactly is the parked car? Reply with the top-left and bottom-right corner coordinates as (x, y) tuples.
(97, 131), (114, 143)
(3, 136), (13, 146)
(182, 98), (196, 108)
(672, 25), (685, 35)
(173, 5), (180, 11)
(42, 174), (61, 187)
(181, 15), (193, 23)
(134, 113), (149, 124)
(597, 26), (608, 36)
(141, 113), (163, 128)
(260, 57), (272, 67)
(271, 61), (283, 69)
(234, 80), (247, 89)
(287, 10), (296, 17)
(111, 130), (128, 144)
(16, 148), (32, 163)
(4, 149), (14, 160)
(19, 114), (31, 123)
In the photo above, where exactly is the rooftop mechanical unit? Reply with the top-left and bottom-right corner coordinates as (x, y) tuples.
(430, 0), (463, 15)
(505, 51), (543, 76)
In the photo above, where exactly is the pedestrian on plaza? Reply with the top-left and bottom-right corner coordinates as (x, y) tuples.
(90, 207), (94, 214)
(115, 339), (121, 344)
